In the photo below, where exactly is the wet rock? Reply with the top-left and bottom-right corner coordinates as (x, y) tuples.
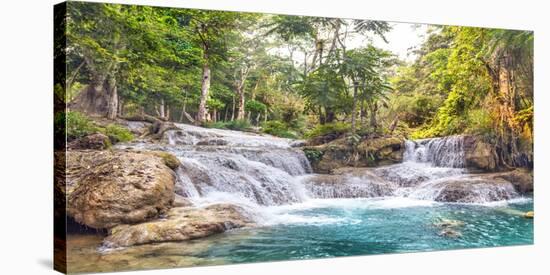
(439, 228), (462, 238)
(357, 137), (404, 165)
(305, 136), (404, 173)
(173, 194), (194, 207)
(434, 219), (465, 228)
(67, 133), (111, 150)
(431, 176), (518, 203)
(491, 169), (533, 194)
(290, 140), (307, 147)
(463, 135), (499, 172)
(103, 204), (255, 247)
(523, 211), (534, 219)
(63, 150), (176, 229)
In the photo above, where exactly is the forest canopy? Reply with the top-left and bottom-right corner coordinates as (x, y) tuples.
(55, 2), (533, 167)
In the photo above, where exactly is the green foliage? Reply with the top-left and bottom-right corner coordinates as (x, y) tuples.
(206, 119), (252, 131)
(261, 121), (297, 139)
(207, 98), (225, 110)
(303, 148), (324, 164)
(103, 124), (134, 143)
(245, 100), (267, 114)
(304, 122), (351, 139)
(59, 111), (134, 143)
(64, 111), (99, 140)
(465, 108), (494, 136)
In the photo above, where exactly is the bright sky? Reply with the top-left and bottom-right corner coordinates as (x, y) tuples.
(371, 22), (428, 62)
(271, 21), (429, 65)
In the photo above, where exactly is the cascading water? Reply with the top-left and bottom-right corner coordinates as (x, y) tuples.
(71, 124), (531, 272)
(119, 125), (523, 222)
(403, 136), (465, 168)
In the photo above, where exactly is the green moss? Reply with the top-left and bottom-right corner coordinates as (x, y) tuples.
(150, 151), (181, 170)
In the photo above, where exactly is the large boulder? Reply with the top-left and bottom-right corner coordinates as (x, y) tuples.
(103, 204), (254, 247)
(463, 135), (499, 172)
(304, 136), (404, 174)
(62, 150), (176, 229)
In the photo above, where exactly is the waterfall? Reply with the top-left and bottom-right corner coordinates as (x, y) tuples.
(403, 136), (465, 168)
(118, 126), (521, 209)
(302, 173), (396, 199)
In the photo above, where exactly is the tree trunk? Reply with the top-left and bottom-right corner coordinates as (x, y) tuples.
(319, 106), (326, 124)
(236, 86), (245, 120)
(159, 98), (166, 119)
(224, 106), (229, 122)
(212, 109), (217, 123)
(106, 76), (118, 120)
(325, 109), (335, 124)
(255, 112), (261, 126)
(179, 88), (188, 122)
(369, 102), (378, 131)
(117, 97), (123, 117)
(197, 60), (211, 124)
(230, 96), (235, 121)
(360, 100), (365, 126)
(351, 82), (358, 134)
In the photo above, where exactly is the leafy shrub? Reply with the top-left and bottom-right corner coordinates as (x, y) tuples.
(224, 119), (252, 131)
(245, 100), (267, 114)
(64, 111), (98, 140)
(57, 111), (134, 144)
(205, 121), (228, 129)
(303, 148), (324, 164)
(103, 124), (134, 143)
(465, 108), (494, 136)
(205, 119), (252, 131)
(304, 122), (350, 139)
(261, 120), (297, 139)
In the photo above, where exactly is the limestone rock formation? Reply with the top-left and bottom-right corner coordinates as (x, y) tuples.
(304, 136), (404, 173)
(463, 135), (499, 172)
(62, 150), (176, 229)
(103, 204), (254, 247)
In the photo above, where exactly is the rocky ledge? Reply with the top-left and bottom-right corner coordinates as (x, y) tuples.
(303, 136), (404, 174)
(56, 147), (254, 247)
(103, 204), (255, 247)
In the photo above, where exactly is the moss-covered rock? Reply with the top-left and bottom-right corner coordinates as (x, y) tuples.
(147, 151), (181, 170)
(304, 136), (404, 173)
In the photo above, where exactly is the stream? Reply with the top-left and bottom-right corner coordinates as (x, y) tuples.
(65, 123), (533, 273)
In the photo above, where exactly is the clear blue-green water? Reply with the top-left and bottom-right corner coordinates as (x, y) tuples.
(66, 197), (533, 273)
(195, 198), (533, 263)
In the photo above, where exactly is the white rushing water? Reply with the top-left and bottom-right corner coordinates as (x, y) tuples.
(120, 124), (523, 225)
